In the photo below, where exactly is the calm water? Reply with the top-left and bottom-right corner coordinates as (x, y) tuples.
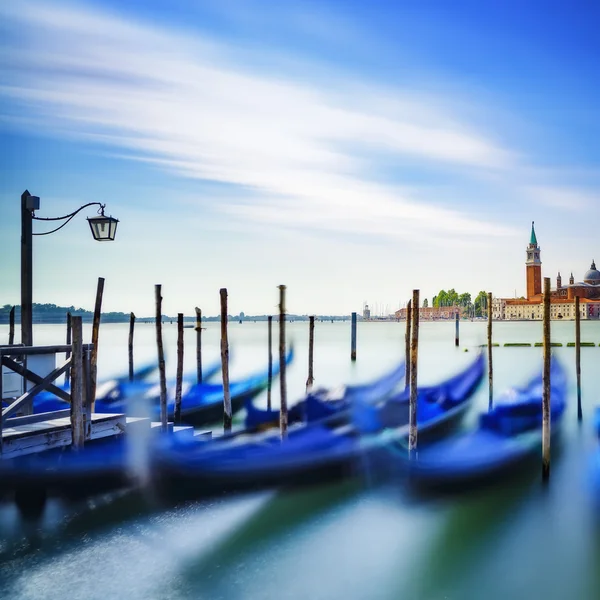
(1, 320), (600, 599)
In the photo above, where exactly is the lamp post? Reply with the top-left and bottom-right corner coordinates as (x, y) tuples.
(20, 189), (119, 347)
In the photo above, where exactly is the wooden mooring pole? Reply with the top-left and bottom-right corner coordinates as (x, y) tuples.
(306, 315), (315, 393)
(267, 315), (273, 410)
(409, 289), (420, 459)
(488, 292), (493, 410)
(220, 289), (232, 433)
(405, 300), (412, 389)
(195, 307), (202, 384)
(174, 313), (184, 425)
(279, 285), (288, 439)
(128, 312), (135, 382)
(8, 306), (15, 345)
(455, 309), (459, 347)
(155, 285), (168, 432)
(542, 277), (551, 482)
(64, 311), (72, 387)
(90, 277), (105, 412)
(575, 296), (582, 422)
(70, 316), (85, 449)
(351, 312), (357, 361)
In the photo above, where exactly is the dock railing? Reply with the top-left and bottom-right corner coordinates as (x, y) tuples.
(1, 335), (93, 454)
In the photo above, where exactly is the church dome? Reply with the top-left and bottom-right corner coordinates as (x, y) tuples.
(584, 260), (600, 284)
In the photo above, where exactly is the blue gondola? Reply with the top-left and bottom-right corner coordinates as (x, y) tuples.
(151, 354), (484, 498)
(244, 359), (406, 430)
(30, 358), (222, 415)
(398, 358), (567, 491)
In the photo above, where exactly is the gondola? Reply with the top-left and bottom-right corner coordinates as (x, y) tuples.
(150, 353), (484, 498)
(117, 347), (294, 426)
(244, 359), (406, 431)
(0, 352), (481, 506)
(397, 358), (567, 491)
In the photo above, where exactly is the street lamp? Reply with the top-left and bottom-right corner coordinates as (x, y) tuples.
(20, 189), (119, 347)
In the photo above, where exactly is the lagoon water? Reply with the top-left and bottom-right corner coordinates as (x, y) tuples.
(1, 320), (599, 599)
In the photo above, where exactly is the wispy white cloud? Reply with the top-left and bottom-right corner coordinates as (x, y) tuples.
(0, 0), (520, 245)
(526, 185), (597, 211)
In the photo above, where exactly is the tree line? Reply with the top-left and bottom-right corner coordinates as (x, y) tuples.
(425, 290), (490, 317)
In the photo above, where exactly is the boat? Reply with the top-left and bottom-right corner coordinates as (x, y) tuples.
(0, 352), (480, 505)
(150, 354), (484, 498)
(244, 359), (406, 431)
(31, 357), (223, 416)
(92, 347), (294, 426)
(398, 358), (567, 491)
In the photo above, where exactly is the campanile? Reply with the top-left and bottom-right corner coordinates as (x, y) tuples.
(526, 221), (542, 299)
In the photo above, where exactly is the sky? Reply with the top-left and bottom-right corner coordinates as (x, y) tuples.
(1, 0), (599, 317)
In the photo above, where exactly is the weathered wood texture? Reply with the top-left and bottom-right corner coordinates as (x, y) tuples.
(90, 277), (105, 411)
(488, 292), (493, 410)
(409, 289), (420, 459)
(306, 315), (315, 393)
(175, 313), (184, 425)
(155, 285), (168, 432)
(220, 289), (232, 433)
(350, 312), (357, 361)
(195, 307), (202, 384)
(267, 315), (273, 410)
(2, 413), (126, 460)
(65, 311), (72, 386)
(405, 299), (412, 390)
(70, 316), (85, 449)
(575, 296), (582, 421)
(128, 312), (135, 382)
(8, 306), (15, 345)
(279, 285), (288, 439)
(542, 277), (551, 481)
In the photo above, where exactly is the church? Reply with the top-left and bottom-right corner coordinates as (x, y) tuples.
(492, 223), (600, 320)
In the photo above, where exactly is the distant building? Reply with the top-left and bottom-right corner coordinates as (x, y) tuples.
(363, 304), (371, 321)
(495, 223), (600, 320)
(395, 305), (464, 320)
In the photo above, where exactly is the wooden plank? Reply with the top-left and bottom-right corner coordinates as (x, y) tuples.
(90, 277), (105, 411)
(1, 413), (126, 459)
(5, 409), (71, 426)
(1, 356), (72, 403)
(2, 357), (72, 418)
(0, 344), (93, 356)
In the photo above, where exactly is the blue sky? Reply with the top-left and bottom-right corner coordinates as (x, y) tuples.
(1, 0), (599, 317)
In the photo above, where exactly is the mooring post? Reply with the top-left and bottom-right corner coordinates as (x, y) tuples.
(267, 315), (273, 410)
(90, 277), (105, 412)
(575, 295), (582, 421)
(306, 315), (315, 393)
(542, 277), (551, 482)
(220, 289), (232, 433)
(455, 309), (459, 347)
(488, 292), (493, 410)
(174, 313), (184, 425)
(8, 306), (15, 345)
(409, 289), (420, 460)
(279, 285), (288, 439)
(155, 285), (168, 432)
(128, 312), (135, 382)
(70, 316), (85, 449)
(63, 311), (72, 387)
(405, 300), (412, 390)
(350, 312), (357, 361)
(195, 307), (202, 384)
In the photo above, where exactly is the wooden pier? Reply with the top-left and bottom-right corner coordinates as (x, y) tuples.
(1, 411), (126, 460)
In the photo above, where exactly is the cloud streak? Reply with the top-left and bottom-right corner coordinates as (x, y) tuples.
(0, 1), (519, 243)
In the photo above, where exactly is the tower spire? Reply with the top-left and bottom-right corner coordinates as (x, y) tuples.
(530, 221), (538, 246)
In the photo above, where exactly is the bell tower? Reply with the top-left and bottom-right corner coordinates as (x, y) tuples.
(526, 221), (542, 299)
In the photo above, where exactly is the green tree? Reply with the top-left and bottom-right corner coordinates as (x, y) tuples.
(458, 292), (472, 307)
(474, 291), (488, 317)
(423, 298), (429, 308)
